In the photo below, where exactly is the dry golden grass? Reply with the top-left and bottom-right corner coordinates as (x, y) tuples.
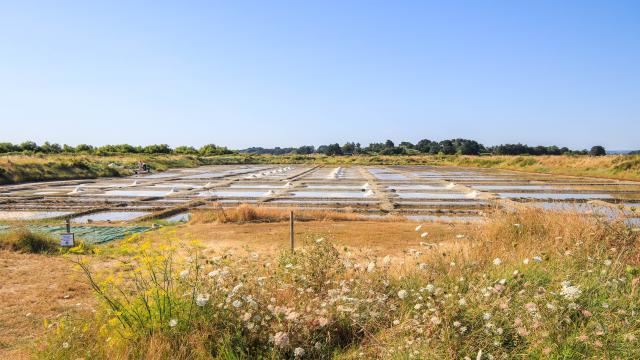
(36, 208), (640, 359)
(473, 207), (640, 265)
(189, 204), (404, 224)
(446, 154), (640, 180)
(5, 208), (638, 358)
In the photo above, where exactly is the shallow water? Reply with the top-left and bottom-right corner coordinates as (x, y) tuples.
(411, 172), (442, 177)
(527, 202), (633, 217)
(396, 200), (488, 206)
(387, 184), (447, 190)
(405, 215), (484, 222)
(271, 199), (378, 204)
(368, 168), (409, 181)
(292, 191), (368, 198)
(624, 218), (640, 227)
(142, 173), (179, 179)
(151, 198), (190, 203)
(71, 211), (149, 223)
(102, 190), (171, 197)
(395, 192), (468, 199)
(498, 192), (613, 200)
(305, 184), (365, 190)
(230, 184), (285, 189)
(472, 185), (557, 191)
(0, 211), (72, 220)
(181, 172), (226, 179)
(33, 191), (64, 195)
(373, 173), (408, 181)
(152, 183), (202, 189)
(198, 191), (268, 197)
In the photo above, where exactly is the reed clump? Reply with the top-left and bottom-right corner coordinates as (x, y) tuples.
(189, 204), (399, 224)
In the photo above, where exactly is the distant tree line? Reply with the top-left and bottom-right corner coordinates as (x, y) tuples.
(0, 141), (233, 155)
(241, 139), (610, 157)
(0, 140), (615, 157)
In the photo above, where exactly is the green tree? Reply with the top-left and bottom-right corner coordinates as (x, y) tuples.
(589, 145), (606, 156)
(415, 139), (434, 153)
(20, 141), (38, 152)
(174, 146), (198, 155)
(0, 142), (19, 153)
(399, 141), (414, 149)
(143, 144), (172, 154)
(439, 140), (456, 155)
(199, 144), (232, 155)
(341, 142), (356, 155)
(75, 144), (94, 153)
(295, 146), (315, 155)
(322, 143), (343, 156)
(62, 144), (76, 153)
(39, 142), (62, 153)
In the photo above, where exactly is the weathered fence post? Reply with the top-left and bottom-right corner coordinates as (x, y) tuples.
(289, 210), (295, 253)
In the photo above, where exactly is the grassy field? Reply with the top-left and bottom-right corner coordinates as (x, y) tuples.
(0, 154), (217, 184)
(2, 153), (639, 184)
(246, 154), (640, 181)
(1, 208), (638, 359)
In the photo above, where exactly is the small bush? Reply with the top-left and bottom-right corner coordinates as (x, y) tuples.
(0, 229), (59, 254)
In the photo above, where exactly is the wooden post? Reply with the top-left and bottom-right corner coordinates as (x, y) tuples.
(289, 210), (295, 253)
(60, 218), (75, 247)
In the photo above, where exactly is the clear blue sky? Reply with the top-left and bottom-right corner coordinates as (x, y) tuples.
(1, 1), (639, 150)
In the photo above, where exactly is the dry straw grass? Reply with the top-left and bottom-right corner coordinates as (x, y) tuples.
(37, 208), (640, 359)
(190, 204), (403, 224)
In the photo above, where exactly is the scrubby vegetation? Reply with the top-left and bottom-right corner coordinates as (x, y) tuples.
(189, 204), (399, 224)
(0, 228), (59, 254)
(237, 153), (640, 181)
(0, 154), (214, 184)
(2, 139), (637, 184)
(0, 139), (611, 157)
(0, 228), (95, 255)
(39, 209), (640, 359)
(239, 139), (598, 156)
(3, 152), (640, 185)
(0, 141), (233, 156)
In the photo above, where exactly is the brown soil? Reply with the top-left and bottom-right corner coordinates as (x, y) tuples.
(0, 251), (95, 359)
(144, 220), (475, 257)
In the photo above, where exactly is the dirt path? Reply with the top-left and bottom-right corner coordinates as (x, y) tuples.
(0, 251), (96, 359)
(143, 220), (476, 258)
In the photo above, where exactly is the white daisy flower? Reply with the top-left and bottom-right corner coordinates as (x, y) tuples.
(397, 290), (408, 299)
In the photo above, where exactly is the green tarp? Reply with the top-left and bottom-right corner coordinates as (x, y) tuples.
(0, 225), (151, 244)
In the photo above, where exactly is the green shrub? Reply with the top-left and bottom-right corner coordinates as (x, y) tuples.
(0, 229), (59, 254)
